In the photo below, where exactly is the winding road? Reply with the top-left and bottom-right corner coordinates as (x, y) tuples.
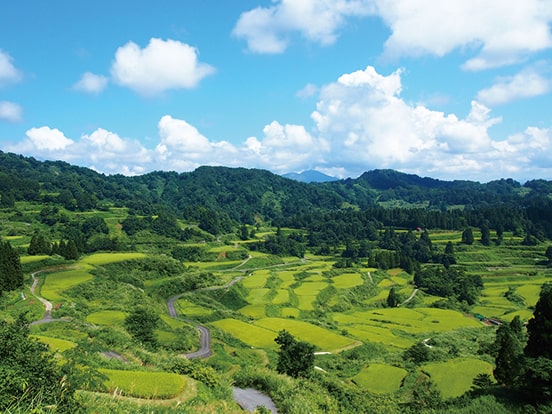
(29, 270), (68, 326)
(166, 274), (246, 359)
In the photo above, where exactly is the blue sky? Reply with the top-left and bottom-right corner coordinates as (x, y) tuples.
(1, 0), (551, 182)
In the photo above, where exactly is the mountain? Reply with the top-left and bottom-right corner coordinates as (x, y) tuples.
(2, 151), (552, 227)
(283, 170), (338, 183)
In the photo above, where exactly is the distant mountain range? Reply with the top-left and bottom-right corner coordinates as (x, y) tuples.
(1, 151), (552, 227)
(283, 170), (338, 183)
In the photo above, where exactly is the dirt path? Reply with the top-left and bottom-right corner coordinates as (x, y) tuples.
(29, 269), (69, 326)
(399, 288), (419, 306)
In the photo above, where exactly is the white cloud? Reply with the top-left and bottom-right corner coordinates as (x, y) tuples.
(233, 0), (375, 53)
(309, 66), (511, 178)
(477, 67), (551, 105)
(0, 50), (22, 86)
(110, 38), (215, 96)
(296, 83), (319, 99)
(0, 101), (23, 122)
(375, 0), (552, 70)
(25, 126), (74, 151)
(73, 72), (108, 94)
(6, 66), (552, 181)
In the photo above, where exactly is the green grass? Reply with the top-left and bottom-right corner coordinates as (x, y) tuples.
(99, 369), (186, 399)
(422, 358), (493, 399)
(86, 310), (127, 326)
(352, 364), (407, 393)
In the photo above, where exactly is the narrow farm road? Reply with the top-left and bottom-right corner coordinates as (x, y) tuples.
(399, 288), (419, 306)
(29, 269), (69, 326)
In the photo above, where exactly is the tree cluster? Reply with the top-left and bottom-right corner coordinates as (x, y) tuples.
(0, 240), (23, 295)
(275, 330), (315, 378)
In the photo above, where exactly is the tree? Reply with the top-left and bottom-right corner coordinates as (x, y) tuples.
(545, 246), (552, 264)
(124, 308), (160, 350)
(0, 240), (23, 293)
(461, 227), (474, 245)
(522, 283), (552, 402)
(493, 324), (523, 386)
(0, 314), (80, 412)
(275, 330), (314, 378)
(525, 283), (552, 359)
(28, 232), (51, 255)
(480, 224), (491, 246)
(386, 286), (400, 307)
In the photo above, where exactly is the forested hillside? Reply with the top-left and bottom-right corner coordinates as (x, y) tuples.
(1, 150), (552, 413)
(2, 151), (552, 232)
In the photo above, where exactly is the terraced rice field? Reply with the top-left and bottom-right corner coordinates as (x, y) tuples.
(422, 358), (493, 399)
(41, 267), (94, 302)
(99, 369), (187, 399)
(254, 317), (360, 352)
(352, 364), (408, 393)
(86, 310), (127, 326)
(332, 273), (364, 289)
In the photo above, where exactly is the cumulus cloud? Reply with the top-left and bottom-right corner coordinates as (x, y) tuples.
(310, 66), (511, 177)
(73, 72), (108, 94)
(233, 1), (552, 69)
(0, 50), (22, 86)
(376, 0), (552, 70)
(7, 66), (552, 181)
(110, 38), (215, 96)
(233, 0), (375, 53)
(477, 67), (551, 105)
(0, 101), (23, 122)
(25, 126), (74, 151)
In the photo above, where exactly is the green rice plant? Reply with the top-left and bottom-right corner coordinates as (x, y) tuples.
(516, 284), (542, 307)
(342, 323), (414, 349)
(304, 273), (326, 282)
(296, 295), (317, 311)
(294, 281), (328, 296)
(242, 270), (269, 289)
(211, 319), (277, 349)
(239, 304), (266, 318)
(246, 288), (271, 305)
(277, 271), (296, 288)
(333, 273), (364, 289)
(86, 310), (127, 326)
(281, 307), (300, 318)
(79, 252), (145, 265)
(272, 289), (289, 305)
(175, 299), (212, 318)
(99, 368), (186, 399)
(378, 279), (395, 288)
(421, 357), (493, 399)
(352, 364), (407, 393)
(254, 317), (360, 352)
(31, 335), (77, 352)
(20, 255), (50, 264)
(41, 267), (94, 302)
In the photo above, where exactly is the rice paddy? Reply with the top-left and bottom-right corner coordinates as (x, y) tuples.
(422, 358), (493, 399)
(352, 364), (408, 393)
(99, 369), (187, 399)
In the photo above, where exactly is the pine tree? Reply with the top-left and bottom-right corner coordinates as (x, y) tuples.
(523, 283), (552, 402)
(493, 325), (523, 386)
(461, 227), (474, 245)
(0, 240), (24, 292)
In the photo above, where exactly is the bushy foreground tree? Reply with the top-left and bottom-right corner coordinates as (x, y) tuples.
(0, 314), (81, 412)
(275, 330), (314, 378)
(124, 307), (160, 350)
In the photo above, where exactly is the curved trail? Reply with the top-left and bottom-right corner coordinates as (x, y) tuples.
(399, 288), (419, 306)
(29, 269), (70, 326)
(167, 274), (246, 359)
